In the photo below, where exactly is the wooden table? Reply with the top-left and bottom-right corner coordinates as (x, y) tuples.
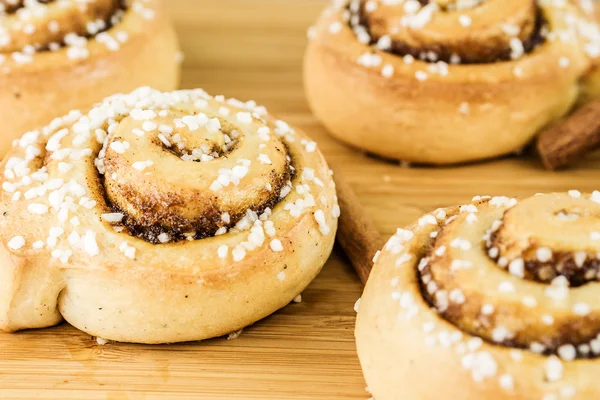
(3, 1), (600, 399)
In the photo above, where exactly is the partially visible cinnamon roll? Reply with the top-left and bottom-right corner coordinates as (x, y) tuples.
(0, 87), (339, 344)
(305, 0), (600, 164)
(0, 0), (180, 156)
(356, 192), (600, 399)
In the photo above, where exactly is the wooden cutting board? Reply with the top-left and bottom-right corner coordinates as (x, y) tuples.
(3, 1), (600, 399)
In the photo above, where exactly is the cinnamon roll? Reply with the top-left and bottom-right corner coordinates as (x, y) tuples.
(0, 87), (339, 344)
(0, 0), (180, 157)
(356, 192), (600, 399)
(304, 0), (600, 164)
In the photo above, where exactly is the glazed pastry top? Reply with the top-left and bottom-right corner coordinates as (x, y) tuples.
(0, 87), (339, 272)
(308, 0), (600, 80)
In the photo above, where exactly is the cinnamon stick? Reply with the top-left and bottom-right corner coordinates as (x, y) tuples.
(333, 169), (385, 285)
(537, 98), (600, 170)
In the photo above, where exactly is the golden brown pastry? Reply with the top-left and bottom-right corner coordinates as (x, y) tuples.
(304, 0), (600, 165)
(0, 0), (180, 156)
(356, 192), (600, 399)
(0, 87), (339, 344)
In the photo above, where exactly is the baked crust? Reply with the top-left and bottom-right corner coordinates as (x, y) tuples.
(304, 0), (600, 164)
(0, 0), (181, 156)
(356, 192), (600, 399)
(0, 88), (339, 344)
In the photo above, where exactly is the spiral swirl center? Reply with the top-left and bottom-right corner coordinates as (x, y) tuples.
(408, 194), (600, 360)
(95, 101), (293, 244)
(349, 0), (545, 64)
(486, 194), (600, 287)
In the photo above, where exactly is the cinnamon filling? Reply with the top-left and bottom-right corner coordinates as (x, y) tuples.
(349, 0), (547, 64)
(100, 163), (294, 245)
(488, 228), (600, 287)
(417, 0), (485, 11)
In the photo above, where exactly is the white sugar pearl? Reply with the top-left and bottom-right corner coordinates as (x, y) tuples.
(8, 236), (25, 250)
(270, 239), (283, 252)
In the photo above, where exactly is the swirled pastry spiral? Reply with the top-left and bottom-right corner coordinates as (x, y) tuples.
(0, 87), (339, 344)
(0, 0), (180, 156)
(356, 192), (600, 399)
(305, 0), (600, 164)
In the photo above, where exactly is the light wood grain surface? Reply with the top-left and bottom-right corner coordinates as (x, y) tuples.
(3, 0), (600, 399)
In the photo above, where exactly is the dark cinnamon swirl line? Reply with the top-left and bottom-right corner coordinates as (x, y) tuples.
(97, 162), (294, 245)
(487, 227), (600, 287)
